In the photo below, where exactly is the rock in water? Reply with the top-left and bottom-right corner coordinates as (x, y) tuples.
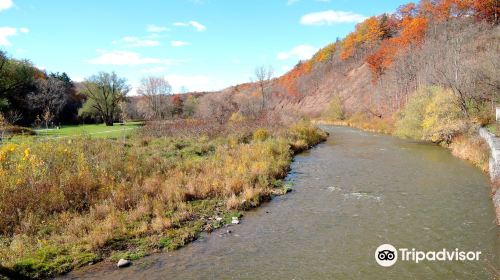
(117, 259), (131, 268)
(231, 217), (240, 224)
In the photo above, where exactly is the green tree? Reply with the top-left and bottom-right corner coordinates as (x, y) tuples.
(0, 51), (39, 122)
(182, 94), (198, 118)
(79, 72), (129, 126)
(322, 95), (345, 120)
(394, 87), (433, 139)
(395, 86), (466, 143)
(421, 88), (465, 143)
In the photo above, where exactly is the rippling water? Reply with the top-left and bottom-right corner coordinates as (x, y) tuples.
(63, 126), (500, 280)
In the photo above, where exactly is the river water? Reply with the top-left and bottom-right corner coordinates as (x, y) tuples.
(64, 126), (499, 279)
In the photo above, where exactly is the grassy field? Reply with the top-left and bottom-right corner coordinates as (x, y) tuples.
(0, 120), (327, 279)
(33, 122), (143, 138)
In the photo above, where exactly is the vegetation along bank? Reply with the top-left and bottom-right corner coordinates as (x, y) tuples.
(0, 119), (327, 279)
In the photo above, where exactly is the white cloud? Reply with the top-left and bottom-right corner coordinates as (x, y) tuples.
(300, 10), (366, 25)
(0, 26), (29, 46)
(0, 0), (13, 12)
(173, 22), (188, 27)
(141, 66), (168, 73)
(171, 40), (189, 47)
(277, 44), (318, 60)
(165, 74), (227, 92)
(88, 50), (173, 66)
(112, 36), (160, 48)
(0, 27), (17, 46)
(147, 24), (169, 33)
(72, 76), (84, 83)
(173, 21), (206, 32)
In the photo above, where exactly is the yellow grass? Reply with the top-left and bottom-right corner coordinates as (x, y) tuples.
(0, 121), (327, 279)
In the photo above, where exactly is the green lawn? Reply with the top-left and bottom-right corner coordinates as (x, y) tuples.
(33, 122), (143, 139)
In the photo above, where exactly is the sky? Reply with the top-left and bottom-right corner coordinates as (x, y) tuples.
(0, 0), (409, 94)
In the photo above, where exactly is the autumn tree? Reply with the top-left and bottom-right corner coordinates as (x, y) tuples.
(196, 93), (237, 124)
(170, 95), (184, 117)
(366, 39), (400, 82)
(182, 94), (198, 118)
(397, 2), (418, 19)
(399, 16), (429, 46)
(474, 0), (499, 24)
(364, 17), (385, 44)
(0, 51), (40, 125)
(379, 14), (399, 39)
(137, 76), (172, 120)
(312, 43), (337, 63)
(29, 77), (68, 124)
(254, 65), (274, 110)
(79, 72), (129, 126)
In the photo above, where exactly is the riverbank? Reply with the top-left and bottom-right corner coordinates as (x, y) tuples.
(60, 125), (499, 280)
(0, 120), (328, 279)
(479, 127), (500, 225)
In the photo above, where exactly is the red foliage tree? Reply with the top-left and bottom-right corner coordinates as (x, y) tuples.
(397, 2), (418, 19)
(170, 94), (183, 116)
(474, 0), (499, 23)
(366, 39), (400, 82)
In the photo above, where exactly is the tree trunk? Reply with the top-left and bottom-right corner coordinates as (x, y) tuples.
(105, 117), (114, 126)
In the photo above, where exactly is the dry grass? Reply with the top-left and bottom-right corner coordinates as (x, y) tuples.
(448, 135), (490, 172)
(314, 114), (395, 135)
(345, 113), (395, 134)
(0, 120), (327, 279)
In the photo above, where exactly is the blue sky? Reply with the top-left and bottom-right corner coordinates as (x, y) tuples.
(0, 0), (409, 93)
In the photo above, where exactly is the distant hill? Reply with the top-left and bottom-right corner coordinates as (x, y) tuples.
(207, 0), (498, 120)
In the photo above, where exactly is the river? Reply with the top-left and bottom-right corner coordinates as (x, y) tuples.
(63, 126), (500, 279)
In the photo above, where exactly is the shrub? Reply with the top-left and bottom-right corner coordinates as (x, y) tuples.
(252, 128), (269, 141)
(322, 95), (345, 121)
(287, 120), (328, 152)
(421, 88), (467, 143)
(394, 88), (432, 139)
(229, 112), (246, 122)
(395, 86), (467, 143)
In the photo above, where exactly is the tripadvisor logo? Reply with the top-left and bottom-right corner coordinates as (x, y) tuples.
(375, 244), (482, 267)
(375, 244), (398, 267)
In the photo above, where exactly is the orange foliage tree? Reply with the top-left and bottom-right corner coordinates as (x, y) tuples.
(340, 16), (386, 60)
(340, 33), (358, 60)
(366, 10), (428, 81)
(312, 43), (337, 63)
(366, 39), (400, 82)
(399, 16), (429, 46)
(278, 61), (312, 98)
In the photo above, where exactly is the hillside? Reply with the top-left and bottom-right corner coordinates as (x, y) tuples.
(202, 0), (498, 122)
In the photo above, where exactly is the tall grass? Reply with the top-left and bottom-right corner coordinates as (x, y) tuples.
(0, 120), (327, 279)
